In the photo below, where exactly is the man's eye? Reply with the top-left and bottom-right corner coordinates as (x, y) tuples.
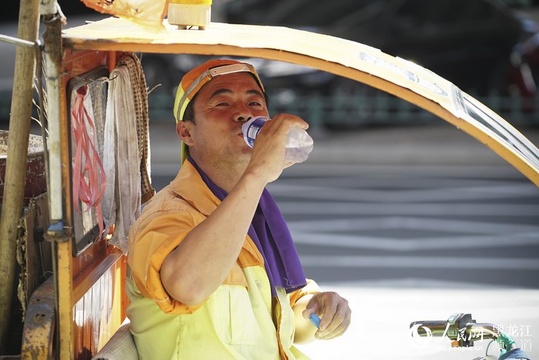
(249, 101), (262, 106)
(216, 102), (230, 107)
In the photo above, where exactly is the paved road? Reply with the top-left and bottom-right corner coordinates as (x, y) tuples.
(270, 163), (539, 289)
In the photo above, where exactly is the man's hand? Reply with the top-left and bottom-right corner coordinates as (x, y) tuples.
(246, 113), (309, 183)
(302, 291), (351, 340)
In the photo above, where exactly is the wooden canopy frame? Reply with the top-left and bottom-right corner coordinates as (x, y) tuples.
(62, 17), (539, 186)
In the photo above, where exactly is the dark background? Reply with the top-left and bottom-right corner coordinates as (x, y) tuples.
(1, 0), (94, 22)
(2, 0), (539, 22)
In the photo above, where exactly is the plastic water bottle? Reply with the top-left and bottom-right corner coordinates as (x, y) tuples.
(242, 116), (314, 164)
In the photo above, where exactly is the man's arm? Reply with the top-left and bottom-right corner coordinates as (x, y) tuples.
(160, 169), (266, 306)
(160, 115), (298, 306)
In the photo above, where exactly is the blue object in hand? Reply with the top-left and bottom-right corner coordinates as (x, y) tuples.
(309, 313), (321, 328)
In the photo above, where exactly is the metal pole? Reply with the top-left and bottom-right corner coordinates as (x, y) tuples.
(42, 6), (63, 231)
(0, 0), (40, 353)
(41, 4), (74, 357)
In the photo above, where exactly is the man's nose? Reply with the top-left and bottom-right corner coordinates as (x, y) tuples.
(233, 103), (252, 123)
(235, 114), (252, 123)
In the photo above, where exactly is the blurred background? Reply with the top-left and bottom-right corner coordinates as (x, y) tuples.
(140, 0), (539, 129)
(2, 0), (539, 128)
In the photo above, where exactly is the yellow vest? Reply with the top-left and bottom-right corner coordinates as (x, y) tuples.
(127, 162), (318, 359)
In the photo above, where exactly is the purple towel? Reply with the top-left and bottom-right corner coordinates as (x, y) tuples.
(188, 157), (307, 295)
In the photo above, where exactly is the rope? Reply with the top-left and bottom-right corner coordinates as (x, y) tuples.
(117, 54), (154, 203)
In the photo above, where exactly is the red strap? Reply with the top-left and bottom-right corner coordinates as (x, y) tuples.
(71, 86), (106, 235)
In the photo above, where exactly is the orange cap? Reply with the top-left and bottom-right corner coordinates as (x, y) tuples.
(173, 59), (265, 162)
(174, 59), (265, 122)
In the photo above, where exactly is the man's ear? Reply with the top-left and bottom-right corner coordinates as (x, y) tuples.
(176, 121), (194, 146)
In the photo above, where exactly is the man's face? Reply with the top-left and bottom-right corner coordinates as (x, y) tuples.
(180, 72), (269, 168)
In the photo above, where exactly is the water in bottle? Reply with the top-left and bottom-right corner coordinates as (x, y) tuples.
(241, 116), (314, 164)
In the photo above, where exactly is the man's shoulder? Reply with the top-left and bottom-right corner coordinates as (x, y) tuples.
(140, 185), (194, 218)
(128, 186), (201, 244)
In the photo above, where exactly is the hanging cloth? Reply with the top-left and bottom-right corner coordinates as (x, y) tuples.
(71, 85), (106, 235)
(102, 55), (152, 252)
(102, 54), (154, 252)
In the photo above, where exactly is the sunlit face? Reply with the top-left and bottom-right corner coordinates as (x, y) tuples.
(178, 72), (269, 172)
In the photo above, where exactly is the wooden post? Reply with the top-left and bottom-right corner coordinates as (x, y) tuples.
(0, 0), (40, 353)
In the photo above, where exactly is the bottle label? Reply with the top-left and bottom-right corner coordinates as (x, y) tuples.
(242, 116), (314, 164)
(242, 117), (268, 148)
(246, 126), (260, 142)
